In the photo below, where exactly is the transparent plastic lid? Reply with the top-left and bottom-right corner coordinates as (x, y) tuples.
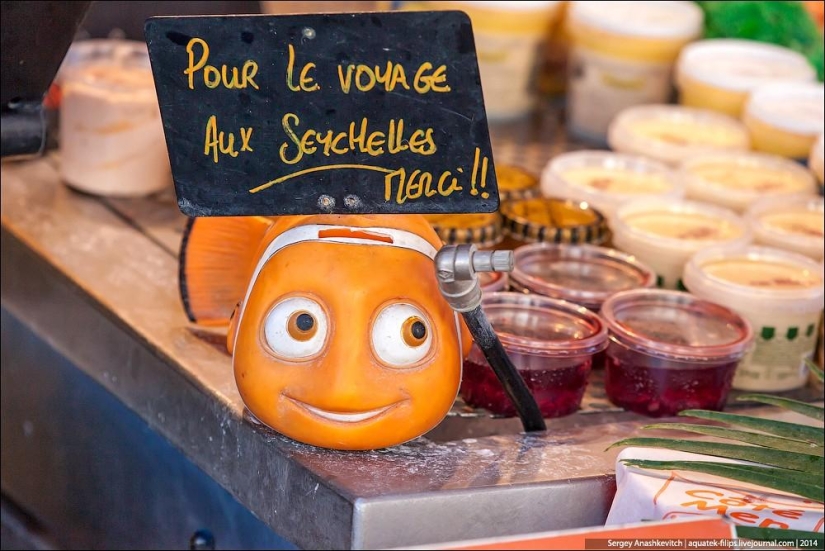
(745, 83), (825, 137)
(59, 40), (155, 101)
(601, 289), (753, 361)
(612, 198), (750, 251)
(511, 243), (656, 310)
(482, 292), (608, 357)
(682, 151), (817, 211)
(608, 105), (750, 165)
(57, 39), (149, 82)
(747, 196), (824, 259)
(684, 245), (825, 314)
(676, 39), (816, 93)
(542, 150), (683, 217)
(569, 1), (703, 40)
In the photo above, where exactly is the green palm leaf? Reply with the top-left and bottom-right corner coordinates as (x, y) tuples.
(611, 437), (823, 474)
(619, 459), (824, 502)
(736, 394), (824, 421)
(679, 410), (824, 445)
(642, 423), (824, 457)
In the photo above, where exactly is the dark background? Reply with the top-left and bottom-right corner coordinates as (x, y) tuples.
(76, 1), (384, 40)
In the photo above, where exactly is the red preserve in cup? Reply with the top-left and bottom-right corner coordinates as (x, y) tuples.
(460, 292), (608, 418)
(601, 289), (754, 417)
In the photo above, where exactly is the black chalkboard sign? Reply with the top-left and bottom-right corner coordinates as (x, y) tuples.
(144, 12), (499, 217)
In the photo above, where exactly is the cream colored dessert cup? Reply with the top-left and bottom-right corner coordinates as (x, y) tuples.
(541, 150), (684, 219)
(684, 245), (825, 392)
(747, 196), (824, 261)
(611, 198), (751, 289)
(608, 105), (749, 166)
(403, 1), (563, 120)
(675, 39), (816, 117)
(565, 1), (703, 142)
(744, 82), (825, 159)
(681, 151), (817, 213)
(59, 41), (171, 197)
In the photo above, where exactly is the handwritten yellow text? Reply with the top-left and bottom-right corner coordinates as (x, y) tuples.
(278, 113), (436, 165)
(185, 37), (259, 91)
(384, 168), (462, 204)
(204, 115), (254, 163)
(286, 44), (320, 92)
(337, 61), (450, 94)
(384, 148), (489, 204)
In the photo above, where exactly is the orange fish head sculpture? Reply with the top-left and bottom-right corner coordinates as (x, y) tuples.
(226, 214), (472, 450)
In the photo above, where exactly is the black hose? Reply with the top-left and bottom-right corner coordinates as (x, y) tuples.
(462, 305), (546, 433)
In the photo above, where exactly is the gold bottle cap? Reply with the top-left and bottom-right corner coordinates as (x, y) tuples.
(423, 212), (503, 248)
(501, 197), (608, 245)
(496, 165), (541, 202)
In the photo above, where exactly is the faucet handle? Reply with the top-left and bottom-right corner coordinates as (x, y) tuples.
(472, 250), (514, 273)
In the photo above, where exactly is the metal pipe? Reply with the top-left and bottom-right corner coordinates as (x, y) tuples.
(1, 102), (46, 159)
(435, 244), (546, 433)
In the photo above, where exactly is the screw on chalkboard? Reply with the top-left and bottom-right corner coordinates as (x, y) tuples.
(302, 27), (316, 40)
(318, 194), (336, 212)
(344, 194), (362, 211)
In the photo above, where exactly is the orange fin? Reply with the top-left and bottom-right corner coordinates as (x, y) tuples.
(179, 216), (273, 326)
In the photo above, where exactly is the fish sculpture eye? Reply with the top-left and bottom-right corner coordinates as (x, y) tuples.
(264, 297), (329, 360)
(371, 303), (433, 367)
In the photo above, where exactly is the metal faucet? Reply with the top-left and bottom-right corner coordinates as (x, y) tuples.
(434, 244), (546, 433)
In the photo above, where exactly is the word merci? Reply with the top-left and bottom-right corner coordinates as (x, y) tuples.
(250, 147), (492, 205)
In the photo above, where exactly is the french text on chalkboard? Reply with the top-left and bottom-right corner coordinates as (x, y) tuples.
(145, 12), (498, 216)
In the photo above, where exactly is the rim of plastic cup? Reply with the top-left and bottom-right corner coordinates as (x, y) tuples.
(683, 245), (825, 314)
(541, 150), (684, 218)
(810, 133), (824, 184)
(452, 0), (562, 11)
(745, 195), (824, 258)
(601, 289), (754, 362)
(511, 243), (657, 310)
(681, 151), (817, 211)
(479, 271), (508, 293)
(608, 105), (750, 165)
(676, 39), (816, 93)
(57, 39), (149, 82)
(611, 197), (751, 252)
(568, 1), (703, 40)
(481, 292), (608, 356)
(745, 82), (825, 137)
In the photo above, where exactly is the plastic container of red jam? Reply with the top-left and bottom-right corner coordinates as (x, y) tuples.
(459, 292), (608, 418)
(601, 289), (753, 417)
(510, 243), (657, 311)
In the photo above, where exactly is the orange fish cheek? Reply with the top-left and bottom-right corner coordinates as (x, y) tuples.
(234, 350), (311, 429)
